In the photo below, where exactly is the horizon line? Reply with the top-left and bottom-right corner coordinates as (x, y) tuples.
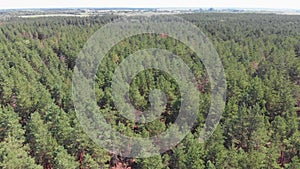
(1, 7), (299, 10)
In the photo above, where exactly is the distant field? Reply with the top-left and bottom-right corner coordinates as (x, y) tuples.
(19, 14), (91, 18)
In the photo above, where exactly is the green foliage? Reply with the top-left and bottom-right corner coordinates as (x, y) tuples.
(0, 107), (43, 169)
(0, 13), (299, 168)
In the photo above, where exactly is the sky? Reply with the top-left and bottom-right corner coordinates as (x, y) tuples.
(0, 0), (299, 10)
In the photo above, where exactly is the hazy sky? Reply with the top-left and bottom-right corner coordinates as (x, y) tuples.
(0, 0), (299, 9)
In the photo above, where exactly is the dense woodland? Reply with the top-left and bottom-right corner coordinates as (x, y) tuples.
(0, 13), (300, 168)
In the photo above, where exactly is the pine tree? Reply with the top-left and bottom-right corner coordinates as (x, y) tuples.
(0, 107), (42, 169)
